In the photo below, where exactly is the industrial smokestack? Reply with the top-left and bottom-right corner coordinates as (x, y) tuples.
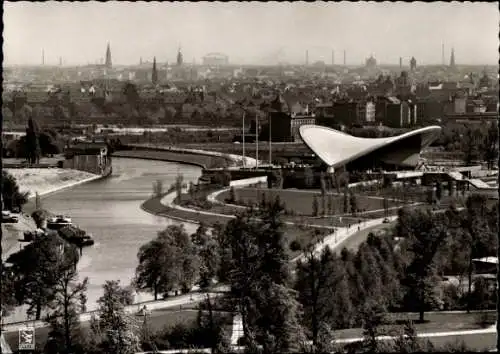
(442, 43), (445, 66)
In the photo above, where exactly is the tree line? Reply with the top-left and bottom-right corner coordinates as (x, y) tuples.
(1, 171), (497, 353)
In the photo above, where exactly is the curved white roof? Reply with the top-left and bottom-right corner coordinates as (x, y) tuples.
(299, 125), (442, 168)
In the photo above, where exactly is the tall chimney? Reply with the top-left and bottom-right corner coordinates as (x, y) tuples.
(306, 50), (309, 66)
(442, 42), (445, 66)
(42, 49), (45, 65)
(343, 50), (346, 65)
(332, 50), (335, 65)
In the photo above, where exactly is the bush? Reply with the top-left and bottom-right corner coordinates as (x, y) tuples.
(289, 240), (302, 252)
(31, 209), (50, 228)
(152, 179), (164, 198)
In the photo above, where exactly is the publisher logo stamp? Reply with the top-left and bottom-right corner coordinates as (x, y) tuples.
(18, 328), (35, 351)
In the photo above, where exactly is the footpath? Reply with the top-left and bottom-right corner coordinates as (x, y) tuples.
(2, 286), (227, 333)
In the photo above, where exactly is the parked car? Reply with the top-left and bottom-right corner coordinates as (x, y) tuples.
(2, 210), (19, 223)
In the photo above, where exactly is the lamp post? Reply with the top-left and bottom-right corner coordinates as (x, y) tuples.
(255, 111), (259, 169)
(268, 110), (272, 166)
(242, 111), (246, 168)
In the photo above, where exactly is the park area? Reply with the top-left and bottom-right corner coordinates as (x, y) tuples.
(216, 187), (405, 217)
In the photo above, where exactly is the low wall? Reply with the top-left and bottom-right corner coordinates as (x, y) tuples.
(63, 154), (111, 176)
(230, 176), (268, 188)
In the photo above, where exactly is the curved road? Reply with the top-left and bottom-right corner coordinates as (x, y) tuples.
(3, 157), (497, 352)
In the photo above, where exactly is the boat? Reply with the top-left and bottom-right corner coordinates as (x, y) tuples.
(46, 215), (73, 230)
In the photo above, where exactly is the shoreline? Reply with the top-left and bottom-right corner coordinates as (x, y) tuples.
(113, 151), (207, 169)
(2, 170), (105, 262)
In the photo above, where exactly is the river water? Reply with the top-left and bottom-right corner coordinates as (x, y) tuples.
(7, 158), (201, 322)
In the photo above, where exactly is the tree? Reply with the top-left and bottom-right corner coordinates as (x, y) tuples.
(25, 116), (41, 164)
(46, 262), (88, 353)
(227, 186), (236, 204)
(225, 199), (305, 352)
(38, 130), (62, 156)
(360, 300), (387, 353)
(435, 181), (443, 202)
(197, 295), (231, 353)
(383, 196), (389, 218)
(152, 179), (163, 198)
(8, 233), (76, 320)
(343, 188), (350, 214)
(462, 128), (481, 165)
(175, 173), (184, 202)
(312, 196), (319, 217)
(460, 194), (493, 312)
(1, 264), (17, 318)
(327, 194), (334, 215)
(90, 281), (141, 354)
(1, 170), (29, 212)
(134, 225), (199, 299)
(192, 225), (220, 289)
(397, 208), (448, 321)
(349, 191), (358, 216)
(304, 167), (314, 188)
(481, 121), (499, 170)
(31, 209), (50, 228)
(123, 82), (140, 108)
(391, 320), (434, 353)
(321, 194), (326, 216)
(295, 246), (344, 346)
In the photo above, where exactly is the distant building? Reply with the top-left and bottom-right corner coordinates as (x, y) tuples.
(152, 57), (158, 85)
(453, 92), (467, 114)
(202, 52), (229, 66)
(105, 43), (112, 69)
(450, 48), (456, 68)
(264, 94), (316, 142)
(479, 70), (491, 88)
(365, 101), (376, 123)
(365, 55), (377, 69)
(269, 112), (316, 142)
(177, 47), (183, 66)
(410, 57), (417, 71)
(376, 96), (418, 128)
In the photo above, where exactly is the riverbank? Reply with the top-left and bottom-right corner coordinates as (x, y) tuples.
(5, 168), (101, 199)
(2, 169), (102, 262)
(116, 143), (259, 168)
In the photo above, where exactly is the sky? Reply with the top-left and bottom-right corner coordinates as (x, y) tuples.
(3, 2), (499, 66)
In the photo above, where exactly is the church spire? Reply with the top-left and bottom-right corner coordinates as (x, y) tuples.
(450, 47), (455, 68)
(177, 45), (183, 66)
(152, 57), (158, 85)
(105, 42), (112, 69)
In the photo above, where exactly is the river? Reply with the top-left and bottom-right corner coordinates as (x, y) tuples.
(6, 157), (202, 322)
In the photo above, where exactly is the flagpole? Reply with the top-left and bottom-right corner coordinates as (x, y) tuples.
(255, 112), (259, 169)
(268, 111), (272, 166)
(242, 111), (246, 168)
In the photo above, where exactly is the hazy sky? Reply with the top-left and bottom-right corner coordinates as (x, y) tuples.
(4, 2), (499, 66)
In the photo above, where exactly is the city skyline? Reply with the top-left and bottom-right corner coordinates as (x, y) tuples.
(3, 2), (498, 66)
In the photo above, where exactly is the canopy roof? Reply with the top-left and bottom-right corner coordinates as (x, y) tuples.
(299, 125), (442, 168)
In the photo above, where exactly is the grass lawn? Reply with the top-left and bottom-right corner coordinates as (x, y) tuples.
(333, 311), (497, 340)
(142, 194), (325, 259)
(3, 310), (230, 352)
(218, 188), (404, 217)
